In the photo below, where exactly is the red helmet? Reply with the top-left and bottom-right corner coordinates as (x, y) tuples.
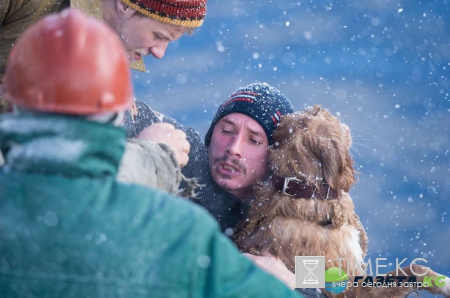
(1, 9), (133, 115)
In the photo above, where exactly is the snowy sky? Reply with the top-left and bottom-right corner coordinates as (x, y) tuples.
(132, 0), (450, 279)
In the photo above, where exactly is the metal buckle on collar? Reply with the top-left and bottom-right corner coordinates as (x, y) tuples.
(281, 177), (334, 199)
(282, 177), (303, 197)
(325, 184), (331, 199)
(312, 184), (331, 199)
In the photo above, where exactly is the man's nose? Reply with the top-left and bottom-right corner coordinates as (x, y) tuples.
(226, 134), (245, 157)
(150, 41), (169, 59)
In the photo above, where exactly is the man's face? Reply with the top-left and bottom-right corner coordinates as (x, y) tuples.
(103, 3), (188, 62)
(208, 113), (270, 200)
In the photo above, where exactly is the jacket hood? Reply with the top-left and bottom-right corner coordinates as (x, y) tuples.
(0, 113), (127, 178)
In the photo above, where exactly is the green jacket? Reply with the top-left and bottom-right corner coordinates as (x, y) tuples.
(0, 113), (302, 298)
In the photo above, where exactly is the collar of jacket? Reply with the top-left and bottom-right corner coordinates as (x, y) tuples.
(0, 113), (127, 178)
(209, 171), (251, 215)
(70, 0), (146, 72)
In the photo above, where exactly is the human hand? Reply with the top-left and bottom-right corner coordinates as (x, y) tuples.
(243, 253), (295, 290)
(137, 123), (190, 167)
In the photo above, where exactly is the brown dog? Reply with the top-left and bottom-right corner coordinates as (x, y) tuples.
(235, 105), (449, 297)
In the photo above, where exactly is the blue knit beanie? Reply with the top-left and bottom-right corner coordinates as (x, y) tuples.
(205, 82), (294, 146)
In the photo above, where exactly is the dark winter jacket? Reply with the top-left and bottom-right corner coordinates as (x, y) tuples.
(181, 143), (250, 235)
(124, 100), (249, 234)
(0, 113), (303, 298)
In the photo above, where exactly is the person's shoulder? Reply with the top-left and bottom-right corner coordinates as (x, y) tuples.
(1, 0), (65, 24)
(134, 100), (162, 122)
(114, 181), (220, 228)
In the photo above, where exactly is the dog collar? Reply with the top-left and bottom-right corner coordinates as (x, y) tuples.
(272, 176), (339, 200)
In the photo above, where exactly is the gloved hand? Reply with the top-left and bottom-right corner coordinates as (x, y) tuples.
(137, 123), (190, 168)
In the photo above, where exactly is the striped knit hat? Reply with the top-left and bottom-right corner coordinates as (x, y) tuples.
(205, 82), (294, 146)
(120, 0), (207, 29)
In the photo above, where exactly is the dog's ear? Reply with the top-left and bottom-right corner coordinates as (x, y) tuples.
(339, 123), (357, 191)
(320, 117), (356, 192)
(270, 114), (321, 183)
(340, 123), (352, 150)
(318, 129), (346, 191)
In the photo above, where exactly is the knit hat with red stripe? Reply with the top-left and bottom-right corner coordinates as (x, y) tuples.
(205, 82), (294, 146)
(121, 0), (207, 29)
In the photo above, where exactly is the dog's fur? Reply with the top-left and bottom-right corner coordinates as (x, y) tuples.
(235, 105), (449, 298)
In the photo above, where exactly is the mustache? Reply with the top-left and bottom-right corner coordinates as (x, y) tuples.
(214, 156), (247, 175)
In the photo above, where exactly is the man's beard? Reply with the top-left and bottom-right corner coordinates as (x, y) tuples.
(214, 155), (248, 184)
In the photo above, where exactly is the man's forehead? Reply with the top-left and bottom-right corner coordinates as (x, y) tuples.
(160, 21), (189, 34)
(220, 113), (265, 134)
(148, 17), (188, 40)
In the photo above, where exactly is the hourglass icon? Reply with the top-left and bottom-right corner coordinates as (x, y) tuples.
(302, 259), (319, 285)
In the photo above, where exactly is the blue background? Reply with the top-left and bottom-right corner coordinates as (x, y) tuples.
(132, 0), (450, 287)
